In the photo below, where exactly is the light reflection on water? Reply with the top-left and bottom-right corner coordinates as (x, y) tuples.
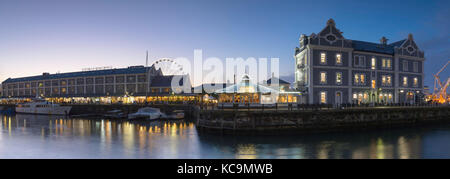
(0, 114), (449, 159)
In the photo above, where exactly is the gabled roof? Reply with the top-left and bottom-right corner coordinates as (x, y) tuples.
(3, 66), (152, 83)
(352, 40), (391, 55)
(150, 75), (189, 87)
(389, 39), (406, 47)
(267, 77), (290, 85)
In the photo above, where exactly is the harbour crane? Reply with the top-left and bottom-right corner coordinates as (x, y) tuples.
(430, 61), (450, 104)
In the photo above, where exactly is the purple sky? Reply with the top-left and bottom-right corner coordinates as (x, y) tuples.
(0, 0), (449, 88)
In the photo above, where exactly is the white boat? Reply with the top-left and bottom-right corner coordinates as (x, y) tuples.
(15, 101), (72, 115)
(128, 107), (163, 120)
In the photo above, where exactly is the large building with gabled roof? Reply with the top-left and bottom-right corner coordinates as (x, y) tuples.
(294, 19), (425, 105)
(1, 65), (194, 104)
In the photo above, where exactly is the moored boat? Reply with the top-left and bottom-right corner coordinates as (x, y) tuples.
(15, 100), (71, 115)
(128, 107), (163, 120)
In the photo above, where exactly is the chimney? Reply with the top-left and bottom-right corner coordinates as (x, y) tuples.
(327, 18), (335, 26)
(408, 33), (414, 40)
(380, 36), (388, 45)
(42, 72), (50, 76)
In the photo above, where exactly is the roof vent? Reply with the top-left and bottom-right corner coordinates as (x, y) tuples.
(42, 72), (50, 76)
(128, 65), (145, 69)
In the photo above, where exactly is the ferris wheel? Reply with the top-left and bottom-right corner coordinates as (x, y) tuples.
(152, 58), (186, 76)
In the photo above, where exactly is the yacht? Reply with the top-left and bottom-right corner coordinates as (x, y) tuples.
(15, 100), (72, 115)
(128, 107), (163, 120)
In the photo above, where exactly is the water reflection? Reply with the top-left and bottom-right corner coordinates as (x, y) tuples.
(0, 114), (449, 158)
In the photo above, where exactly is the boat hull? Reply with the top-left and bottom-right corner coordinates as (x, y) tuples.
(15, 106), (72, 115)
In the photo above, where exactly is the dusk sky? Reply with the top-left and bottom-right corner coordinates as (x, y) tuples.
(0, 0), (449, 88)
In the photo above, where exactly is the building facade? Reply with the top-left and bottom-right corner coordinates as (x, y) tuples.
(1, 65), (194, 104)
(294, 19), (425, 105)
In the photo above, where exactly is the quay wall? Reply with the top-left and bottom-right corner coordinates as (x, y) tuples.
(0, 103), (199, 118)
(196, 106), (450, 134)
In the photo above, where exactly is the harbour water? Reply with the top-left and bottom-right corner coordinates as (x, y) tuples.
(0, 114), (449, 159)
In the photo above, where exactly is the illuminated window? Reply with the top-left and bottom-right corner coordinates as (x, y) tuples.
(413, 77), (418, 86)
(320, 52), (326, 64)
(371, 80), (376, 89)
(403, 77), (408, 86)
(371, 57), (376, 70)
(358, 93), (363, 102)
(320, 91), (327, 104)
(336, 54), (342, 65)
(388, 93), (392, 100)
(320, 72), (327, 84)
(354, 74), (359, 84)
(382, 59), (392, 69)
(336, 72), (342, 84)
(353, 93), (357, 99)
(360, 74), (365, 84)
(382, 75), (392, 86)
(363, 93), (368, 101)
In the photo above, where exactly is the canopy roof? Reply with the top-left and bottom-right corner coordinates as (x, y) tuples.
(215, 75), (279, 94)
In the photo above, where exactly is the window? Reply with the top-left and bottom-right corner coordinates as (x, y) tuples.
(359, 56), (366, 67)
(320, 72), (327, 84)
(320, 91), (327, 104)
(360, 74), (365, 84)
(354, 56), (359, 66)
(354, 55), (367, 67)
(403, 60), (408, 71)
(354, 73), (365, 85)
(336, 72), (342, 84)
(382, 75), (392, 86)
(382, 58), (391, 69)
(371, 80), (376, 89)
(413, 77), (418, 87)
(320, 52), (326, 64)
(371, 57), (376, 70)
(403, 77), (408, 86)
(336, 54), (342, 65)
(413, 62), (419, 72)
(353, 93), (357, 99)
